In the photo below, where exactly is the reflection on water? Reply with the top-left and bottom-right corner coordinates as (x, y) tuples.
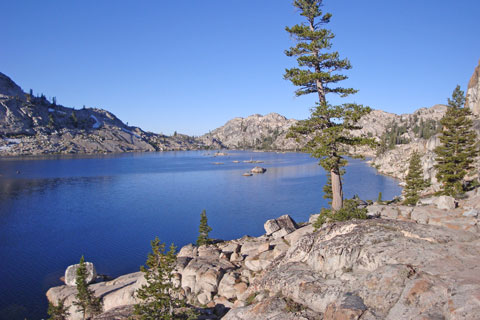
(0, 151), (401, 319)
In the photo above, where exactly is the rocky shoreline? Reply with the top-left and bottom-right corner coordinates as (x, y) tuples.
(47, 190), (480, 319)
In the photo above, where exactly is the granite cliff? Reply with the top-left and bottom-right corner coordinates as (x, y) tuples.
(466, 59), (480, 116)
(200, 113), (299, 150)
(0, 72), (204, 155)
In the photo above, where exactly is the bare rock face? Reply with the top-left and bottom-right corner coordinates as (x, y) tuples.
(64, 262), (97, 286)
(0, 72), (25, 100)
(200, 113), (300, 150)
(0, 72), (206, 155)
(466, 59), (480, 116)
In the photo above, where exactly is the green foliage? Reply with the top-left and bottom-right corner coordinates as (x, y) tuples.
(70, 111), (78, 128)
(73, 256), (103, 319)
(245, 292), (258, 306)
(133, 238), (196, 320)
(196, 209), (212, 247)
(285, 0), (374, 210)
(48, 114), (55, 129)
(313, 198), (368, 229)
(434, 85), (479, 197)
(377, 192), (383, 204)
(47, 298), (70, 320)
(377, 122), (410, 155)
(403, 151), (430, 205)
(415, 118), (440, 140)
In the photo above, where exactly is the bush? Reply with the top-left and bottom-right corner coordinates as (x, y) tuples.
(313, 199), (368, 229)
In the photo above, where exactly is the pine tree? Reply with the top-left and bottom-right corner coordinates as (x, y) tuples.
(403, 151), (430, 205)
(73, 256), (102, 320)
(434, 85), (479, 197)
(285, 0), (374, 211)
(47, 298), (70, 320)
(196, 209), (212, 246)
(70, 111), (78, 128)
(48, 114), (55, 129)
(377, 192), (383, 204)
(133, 238), (195, 320)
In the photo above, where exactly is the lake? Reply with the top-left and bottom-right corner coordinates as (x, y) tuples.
(0, 151), (401, 319)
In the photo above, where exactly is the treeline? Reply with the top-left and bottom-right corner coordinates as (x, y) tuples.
(377, 117), (441, 155)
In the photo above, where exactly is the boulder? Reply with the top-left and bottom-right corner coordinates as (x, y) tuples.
(264, 214), (298, 235)
(64, 261), (97, 286)
(177, 243), (197, 258)
(264, 219), (281, 235)
(433, 195), (457, 210)
(251, 166), (267, 174)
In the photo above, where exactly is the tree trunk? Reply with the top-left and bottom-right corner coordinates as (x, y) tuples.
(331, 169), (343, 211)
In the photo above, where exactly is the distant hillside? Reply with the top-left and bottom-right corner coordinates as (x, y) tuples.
(200, 113), (300, 150)
(0, 72), (204, 155)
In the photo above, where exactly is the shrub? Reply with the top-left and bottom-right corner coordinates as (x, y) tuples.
(314, 199), (368, 229)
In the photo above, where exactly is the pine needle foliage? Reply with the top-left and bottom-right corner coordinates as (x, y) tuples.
(134, 237), (195, 320)
(285, 0), (374, 211)
(434, 85), (479, 197)
(73, 256), (103, 320)
(403, 151), (430, 205)
(196, 209), (212, 247)
(313, 198), (368, 229)
(47, 298), (70, 320)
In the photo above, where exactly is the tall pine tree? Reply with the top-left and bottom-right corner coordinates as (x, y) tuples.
(285, 0), (373, 211)
(73, 256), (102, 320)
(196, 209), (212, 246)
(403, 151), (430, 205)
(134, 238), (195, 320)
(434, 85), (478, 197)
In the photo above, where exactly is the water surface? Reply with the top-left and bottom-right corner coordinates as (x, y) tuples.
(0, 151), (401, 319)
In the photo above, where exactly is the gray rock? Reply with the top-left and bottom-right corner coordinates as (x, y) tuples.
(65, 262), (97, 286)
(308, 213), (320, 224)
(264, 219), (281, 235)
(463, 209), (479, 217)
(251, 166), (266, 174)
(433, 195), (457, 210)
(466, 59), (480, 116)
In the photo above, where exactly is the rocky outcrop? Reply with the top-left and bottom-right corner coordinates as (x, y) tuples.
(46, 192), (480, 319)
(466, 59), (480, 116)
(64, 262), (97, 286)
(200, 113), (300, 150)
(0, 72), (206, 156)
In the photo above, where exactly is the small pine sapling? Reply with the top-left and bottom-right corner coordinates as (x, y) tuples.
(196, 209), (212, 247)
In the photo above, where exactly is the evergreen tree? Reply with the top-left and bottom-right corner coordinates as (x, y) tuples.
(70, 111), (78, 128)
(73, 256), (102, 320)
(403, 151), (430, 205)
(285, 0), (374, 211)
(48, 114), (55, 129)
(196, 209), (212, 246)
(47, 298), (70, 320)
(377, 192), (383, 204)
(134, 237), (195, 320)
(434, 85), (479, 197)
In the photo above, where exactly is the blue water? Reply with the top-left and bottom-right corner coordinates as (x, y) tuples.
(0, 151), (401, 319)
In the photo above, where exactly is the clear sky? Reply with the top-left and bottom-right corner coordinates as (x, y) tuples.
(1, 1), (479, 136)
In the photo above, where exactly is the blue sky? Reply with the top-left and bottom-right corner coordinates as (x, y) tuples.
(1, 1), (479, 136)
